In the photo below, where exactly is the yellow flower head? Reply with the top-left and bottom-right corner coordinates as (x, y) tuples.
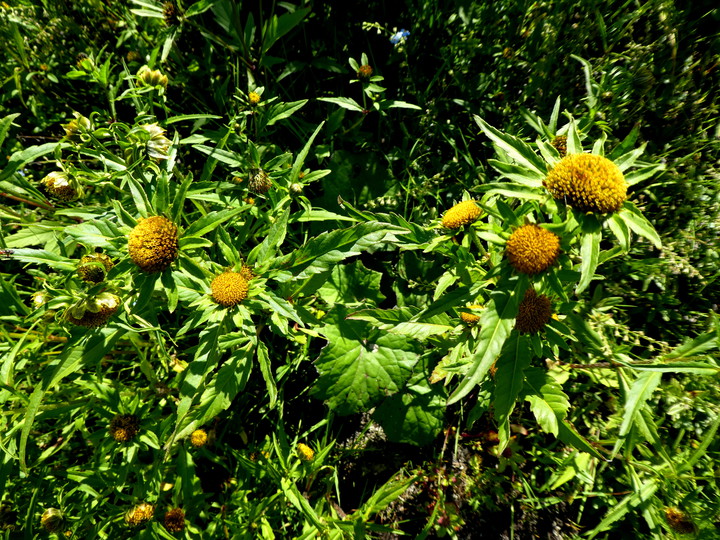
(128, 216), (179, 273)
(163, 508), (185, 533)
(109, 414), (140, 442)
(506, 224), (560, 275)
(66, 292), (120, 328)
(357, 64), (373, 80)
(40, 508), (64, 533)
(459, 304), (483, 325)
(125, 503), (154, 527)
(77, 253), (114, 283)
(515, 289), (552, 334)
(211, 272), (249, 307)
(43, 171), (78, 201)
(190, 429), (208, 447)
(441, 200), (481, 229)
(297, 443), (314, 461)
(543, 153), (627, 214)
(248, 91), (261, 106)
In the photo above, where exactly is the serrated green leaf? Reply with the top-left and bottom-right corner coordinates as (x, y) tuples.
(312, 311), (419, 415)
(557, 421), (606, 460)
(256, 341), (277, 409)
(9, 248), (75, 271)
(448, 275), (528, 405)
(523, 367), (570, 436)
(374, 379), (445, 446)
(348, 307), (453, 340)
(318, 260), (387, 306)
(610, 371), (661, 458)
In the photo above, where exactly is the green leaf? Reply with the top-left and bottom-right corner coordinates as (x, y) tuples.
(347, 307), (453, 340)
(20, 329), (123, 471)
(617, 201), (662, 249)
(182, 207), (244, 239)
(8, 249), (75, 271)
(624, 163), (664, 186)
(523, 367), (570, 437)
(474, 115), (547, 178)
(374, 379), (445, 446)
(312, 309), (419, 415)
(318, 97), (365, 112)
(0, 113), (20, 149)
(610, 371), (661, 458)
(264, 99), (308, 127)
(318, 260), (387, 306)
(256, 341), (277, 409)
(486, 159), (544, 185)
(249, 207), (290, 265)
(477, 183), (546, 201)
(566, 117), (583, 155)
(290, 122), (324, 182)
(664, 330), (717, 360)
(192, 144), (248, 169)
(577, 214), (601, 294)
(183, 0), (218, 18)
(586, 480), (658, 539)
(0, 142), (67, 182)
(447, 275), (528, 405)
(493, 333), (532, 450)
(262, 7), (310, 53)
(354, 475), (416, 520)
(557, 421), (607, 460)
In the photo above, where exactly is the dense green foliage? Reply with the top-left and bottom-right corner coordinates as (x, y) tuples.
(1, 0), (718, 538)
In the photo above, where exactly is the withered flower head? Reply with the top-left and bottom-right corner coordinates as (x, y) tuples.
(66, 292), (120, 327)
(77, 253), (114, 283)
(43, 171), (78, 201)
(515, 289), (552, 334)
(248, 169), (272, 194)
(163, 508), (185, 532)
(40, 508), (64, 533)
(110, 413), (140, 442)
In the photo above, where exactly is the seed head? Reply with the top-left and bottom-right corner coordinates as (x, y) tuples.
(43, 171), (78, 201)
(128, 216), (179, 273)
(248, 91), (261, 106)
(357, 64), (373, 80)
(248, 169), (272, 194)
(459, 305), (483, 325)
(297, 443), (314, 461)
(506, 224), (560, 275)
(543, 153), (627, 214)
(77, 253), (114, 283)
(109, 414), (140, 442)
(441, 200), (481, 229)
(515, 289), (552, 334)
(163, 508), (185, 533)
(664, 507), (695, 534)
(66, 292), (120, 327)
(211, 272), (249, 307)
(190, 429), (208, 447)
(125, 503), (154, 527)
(40, 508), (64, 533)
(551, 135), (567, 157)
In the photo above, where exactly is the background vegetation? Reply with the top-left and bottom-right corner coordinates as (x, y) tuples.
(0, 0), (718, 538)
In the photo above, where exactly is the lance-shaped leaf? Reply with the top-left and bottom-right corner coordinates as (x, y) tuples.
(576, 213), (601, 294)
(494, 333), (533, 450)
(348, 307), (453, 340)
(312, 310), (419, 415)
(610, 371), (661, 459)
(447, 275), (528, 405)
(617, 201), (662, 249)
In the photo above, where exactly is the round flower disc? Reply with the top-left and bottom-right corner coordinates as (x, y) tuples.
(515, 289), (552, 334)
(211, 272), (249, 307)
(506, 224), (561, 275)
(441, 200), (481, 229)
(543, 153), (627, 214)
(128, 216), (179, 273)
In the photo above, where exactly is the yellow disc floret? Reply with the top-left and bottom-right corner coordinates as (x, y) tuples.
(459, 304), (483, 325)
(506, 224), (561, 275)
(128, 216), (179, 273)
(109, 414), (140, 442)
(441, 200), (481, 229)
(125, 503), (154, 527)
(543, 153), (627, 214)
(190, 429), (208, 447)
(297, 443), (314, 461)
(515, 289), (552, 334)
(211, 272), (249, 307)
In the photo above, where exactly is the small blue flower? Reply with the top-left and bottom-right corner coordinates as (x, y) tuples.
(390, 29), (410, 45)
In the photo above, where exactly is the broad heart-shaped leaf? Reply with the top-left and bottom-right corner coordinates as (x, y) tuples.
(317, 259), (387, 306)
(447, 274), (529, 405)
(374, 378), (446, 446)
(493, 333), (533, 451)
(312, 309), (420, 416)
(523, 367), (570, 437)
